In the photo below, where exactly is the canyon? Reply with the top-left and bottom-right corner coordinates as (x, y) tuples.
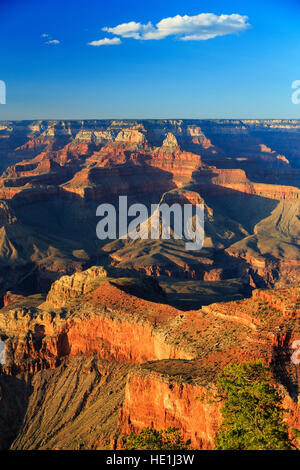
(0, 119), (299, 300)
(0, 267), (299, 449)
(0, 119), (299, 449)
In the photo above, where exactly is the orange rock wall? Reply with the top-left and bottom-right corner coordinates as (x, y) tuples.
(119, 372), (222, 450)
(64, 314), (194, 363)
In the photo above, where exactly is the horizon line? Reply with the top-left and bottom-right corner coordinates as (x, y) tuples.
(1, 118), (300, 122)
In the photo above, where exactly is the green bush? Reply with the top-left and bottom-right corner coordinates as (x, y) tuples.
(214, 360), (294, 450)
(125, 426), (190, 450)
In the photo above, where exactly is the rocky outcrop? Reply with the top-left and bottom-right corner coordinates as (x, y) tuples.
(0, 201), (16, 225)
(46, 266), (108, 308)
(119, 368), (222, 450)
(3, 291), (25, 307)
(0, 265), (299, 449)
(252, 287), (300, 317)
(193, 167), (300, 200)
(115, 129), (147, 147)
(0, 275), (197, 373)
(151, 137), (202, 187)
(161, 132), (180, 150)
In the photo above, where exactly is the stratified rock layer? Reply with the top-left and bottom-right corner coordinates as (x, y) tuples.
(0, 267), (299, 449)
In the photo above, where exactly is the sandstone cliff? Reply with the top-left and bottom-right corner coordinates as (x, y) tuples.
(0, 267), (299, 449)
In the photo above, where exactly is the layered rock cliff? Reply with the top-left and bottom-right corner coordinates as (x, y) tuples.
(0, 267), (299, 449)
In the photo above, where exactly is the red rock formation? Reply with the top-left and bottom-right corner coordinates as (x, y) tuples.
(0, 265), (299, 448)
(119, 370), (222, 450)
(46, 266), (108, 307)
(3, 291), (25, 307)
(194, 167), (300, 200)
(0, 276), (196, 374)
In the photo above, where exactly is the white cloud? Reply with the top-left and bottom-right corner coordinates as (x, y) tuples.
(41, 34), (60, 44)
(100, 13), (250, 42)
(103, 21), (153, 39)
(88, 37), (122, 46)
(45, 39), (60, 45)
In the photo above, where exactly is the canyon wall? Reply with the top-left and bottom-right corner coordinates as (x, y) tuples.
(0, 266), (299, 449)
(119, 369), (222, 450)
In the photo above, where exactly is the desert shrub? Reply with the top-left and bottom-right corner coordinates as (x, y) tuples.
(125, 426), (190, 450)
(214, 360), (294, 450)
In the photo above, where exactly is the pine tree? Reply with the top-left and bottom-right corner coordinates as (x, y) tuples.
(214, 360), (294, 450)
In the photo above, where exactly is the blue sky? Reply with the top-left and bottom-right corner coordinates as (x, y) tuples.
(0, 0), (300, 119)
